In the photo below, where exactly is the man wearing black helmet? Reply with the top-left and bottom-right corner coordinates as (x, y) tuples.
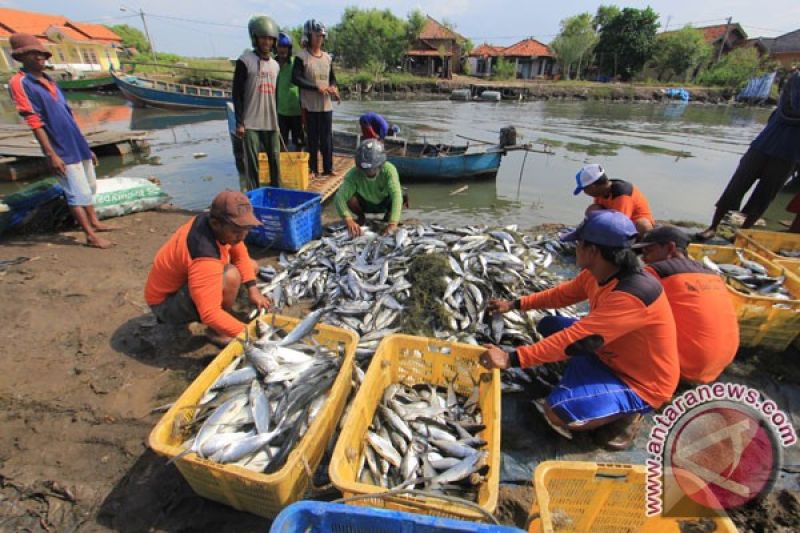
(276, 32), (303, 151)
(292, 19), (339, 178)
(233, 15), (282, 190)
(334, 139), (404, 238)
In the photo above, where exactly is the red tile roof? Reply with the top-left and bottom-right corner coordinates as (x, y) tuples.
(0, 7), (121, 43)
(469, 38), (553, 58)
(419, 15), (464, 42)
(68, 22), (122, 43)
(52, 25), (91, 42)
(661, 23), (747, 45)
(470, 43), (504, 57)
(502, 38), (553, 57)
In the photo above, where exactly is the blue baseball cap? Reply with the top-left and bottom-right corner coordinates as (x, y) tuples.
(573, 163), (605, 195)
(560, 210), (638, 248)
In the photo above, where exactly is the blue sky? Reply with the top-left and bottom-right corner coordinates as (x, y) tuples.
(4, 0), (798, 57)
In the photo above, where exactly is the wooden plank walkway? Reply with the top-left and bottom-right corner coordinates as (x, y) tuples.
(307, 155), (352, 202)
(0, 125), (149, 159)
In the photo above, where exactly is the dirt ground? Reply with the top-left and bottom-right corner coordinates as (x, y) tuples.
(0, 208), (798, 532)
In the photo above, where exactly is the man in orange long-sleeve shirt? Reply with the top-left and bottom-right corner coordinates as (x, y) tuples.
(145, 191), (270, 346)
(574, 163), (655, 236)
(482, 210), (679, 450)
(634, 225), (739, 383)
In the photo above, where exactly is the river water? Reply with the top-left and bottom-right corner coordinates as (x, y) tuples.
(2, 93), (794, 230)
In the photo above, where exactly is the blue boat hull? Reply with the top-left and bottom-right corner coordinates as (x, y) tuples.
(387, 151), (502, 180)
(112, 72), (230, 110)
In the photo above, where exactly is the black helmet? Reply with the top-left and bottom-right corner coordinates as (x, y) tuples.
(304, 19), (327, 40)
(248, 16), (279, 48)
(356, 139), (386, 176)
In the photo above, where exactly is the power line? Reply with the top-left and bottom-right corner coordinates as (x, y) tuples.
(147, 13), (243, 29)
(79, 14), (141, 24)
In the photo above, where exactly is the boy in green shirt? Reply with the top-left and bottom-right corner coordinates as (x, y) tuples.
(335, 139), (403, 237)
(276, 32), (303, 150)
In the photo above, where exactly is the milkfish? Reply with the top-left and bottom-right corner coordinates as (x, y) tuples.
(169, 314), (345, 473)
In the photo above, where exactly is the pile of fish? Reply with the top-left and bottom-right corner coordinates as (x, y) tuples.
(173, 310), (344, 473)
(357, 381), (489, 501)
(703, 251), (794, 300)
(778, 248), (800, 258)
(257, 224), (578, 367)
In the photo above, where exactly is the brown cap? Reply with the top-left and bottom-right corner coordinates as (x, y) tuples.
(209, 190), (261, 227)
(10, 33), (51, 60)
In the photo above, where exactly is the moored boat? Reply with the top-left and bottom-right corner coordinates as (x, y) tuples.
(331, 129), (505, 180)
(56, 74), (116, 91)
(111, 70), (231, 110)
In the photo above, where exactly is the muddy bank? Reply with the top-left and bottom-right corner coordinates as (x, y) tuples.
(0, 209), (796, 532)
(338, 76), (753, 105)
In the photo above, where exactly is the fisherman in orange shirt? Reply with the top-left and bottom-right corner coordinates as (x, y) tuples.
(145, 191), (270, 346)
(573, 163), (655, 236)
(634, 225), (739, 384)
(481, 210), (679, 450)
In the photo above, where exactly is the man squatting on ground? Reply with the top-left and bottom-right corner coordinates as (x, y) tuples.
(574, 163), (655, 237)
(145, 191), (270, 347)
(481, 210), (679, 450)
(334, 139), (404, 238)
(634, 225), (739, 384)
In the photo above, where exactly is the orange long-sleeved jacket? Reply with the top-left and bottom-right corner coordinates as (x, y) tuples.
(516, 268), (679, 408)
(593, 180), (655, 225)
(145, 214), (256, 337)
(646, 256), (739, 384)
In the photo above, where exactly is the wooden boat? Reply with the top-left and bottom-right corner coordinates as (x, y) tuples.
(111, 70), (231, 109)
(332, 129), (504, 180)
(56, 74), (116, 91)
(332, 130), (468, 157)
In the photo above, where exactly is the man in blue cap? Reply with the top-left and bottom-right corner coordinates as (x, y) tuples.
(482, 210), (679, 450)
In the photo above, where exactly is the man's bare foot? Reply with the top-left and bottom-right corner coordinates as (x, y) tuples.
(695, 228), (716, 241)
(93, 223), (117, 232)
(205, 329), (232, 348)
(86, 235), (114, 248)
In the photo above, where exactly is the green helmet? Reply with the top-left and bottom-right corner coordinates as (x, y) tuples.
(248, 15), (279, 48)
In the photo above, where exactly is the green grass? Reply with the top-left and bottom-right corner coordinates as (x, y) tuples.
(336, 69), (434, 86)
(564, 141), (620, 157)
(536, 137), (564, 147)
(630, 144), (693, 158)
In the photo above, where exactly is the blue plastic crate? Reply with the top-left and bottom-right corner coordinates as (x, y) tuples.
(246, 187), (321, 251)
(270, 501), (524, 533)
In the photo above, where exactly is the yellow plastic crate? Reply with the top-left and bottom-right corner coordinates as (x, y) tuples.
(259, 151), (310, 190)
(329, 334), (501, 522)
(527, 461), (738, 533)
(776, 258), (800, 279)
(734, 229), (800, 265)
(148, 314), (358, 518)
(687, 244), (800, 351)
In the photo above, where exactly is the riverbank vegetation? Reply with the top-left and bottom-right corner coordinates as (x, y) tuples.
(108, 5), (778, 95)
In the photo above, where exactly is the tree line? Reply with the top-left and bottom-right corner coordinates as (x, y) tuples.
(110, 5), (775, 89)
(550, 5), (774, 89)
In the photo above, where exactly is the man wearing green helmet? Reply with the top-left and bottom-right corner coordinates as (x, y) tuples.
(233, 15), (282, 191)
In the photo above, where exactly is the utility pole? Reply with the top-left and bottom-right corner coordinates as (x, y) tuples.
(121, 5), (156, 63)
(138, 8), (157, 63)
(717, 17), (733, 64)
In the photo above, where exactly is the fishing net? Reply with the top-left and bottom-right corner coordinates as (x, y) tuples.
(404, 253), (451, 336)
